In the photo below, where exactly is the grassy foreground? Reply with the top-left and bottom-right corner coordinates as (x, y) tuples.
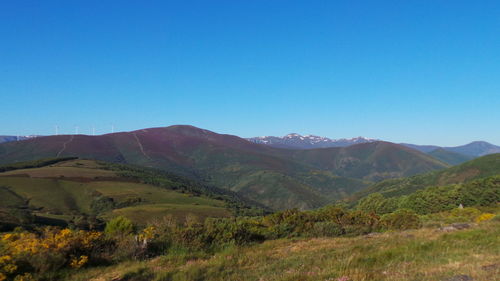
(68, 220), (499, 281)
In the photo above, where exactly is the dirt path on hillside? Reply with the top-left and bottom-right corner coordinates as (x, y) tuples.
(56, 135), (74, 157)
(133, 133), (150, 159)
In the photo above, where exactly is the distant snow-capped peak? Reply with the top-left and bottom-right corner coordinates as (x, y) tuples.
(247, 133), (378, 149)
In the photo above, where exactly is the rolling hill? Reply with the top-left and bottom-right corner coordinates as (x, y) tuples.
(352, 153), (500, 200)
(0, 158), (248, 230)
(0, 125), (449, 210)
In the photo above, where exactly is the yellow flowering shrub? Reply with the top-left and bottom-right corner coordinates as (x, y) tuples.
(13, 273), (34, 281)
(0, 228), (104, 279)
(70, 255), (89, 269)
(475, 213), (495, 223)
(138, 226), (156, 242)
(0, 255), (18, 280)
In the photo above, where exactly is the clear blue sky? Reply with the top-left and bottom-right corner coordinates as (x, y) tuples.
(1, 1), (499, 146)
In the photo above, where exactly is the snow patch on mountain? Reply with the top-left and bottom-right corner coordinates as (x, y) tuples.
(247, 134), (378, 149)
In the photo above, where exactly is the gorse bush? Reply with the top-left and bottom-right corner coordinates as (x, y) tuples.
(450, 207), (481, 222)
(356, 193), (398, 215)
(475, 213), (495, 223)
(310, 221), (344, 237)
(0, 228), (105, 280)
(380, 209), (421, 230)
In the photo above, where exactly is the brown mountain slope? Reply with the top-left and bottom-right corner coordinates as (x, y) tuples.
(0, 125), (447, 210)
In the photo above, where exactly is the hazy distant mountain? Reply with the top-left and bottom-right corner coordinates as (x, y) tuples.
(0, 135), (38, 143)
(249, 134), (499, 163)
(444, 141), (500, 157)
(402, 141), (500, 158)
(427, 148), (475, 165)
(247, 133), (378, 149)
(400, 143), (440, 153)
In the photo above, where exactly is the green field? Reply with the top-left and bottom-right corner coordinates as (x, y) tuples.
(0, 159), (232, 226)
(110, 203), (231, 223)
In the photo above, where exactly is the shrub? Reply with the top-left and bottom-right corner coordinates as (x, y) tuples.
(203, 218), (265, 246)
(449, 207), (481, 222)
(475, 213), (495, 223)
(310, 222), (344, 237)
(357, 193), (398, 215)
(0, 228), (105, 279)
(105, 216), (135, 236)
(262, 209), (314, 238)
(381, 209), (421, 230)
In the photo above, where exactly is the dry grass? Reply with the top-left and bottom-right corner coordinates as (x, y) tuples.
(66, 220), (500, 281)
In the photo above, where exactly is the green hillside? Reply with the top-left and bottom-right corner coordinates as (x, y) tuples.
(288, 141), (448, 181)
(0, 158), (253, 230)
(352, 153), (500, 201)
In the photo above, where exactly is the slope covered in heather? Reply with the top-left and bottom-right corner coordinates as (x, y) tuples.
(0, 125), (449, 210)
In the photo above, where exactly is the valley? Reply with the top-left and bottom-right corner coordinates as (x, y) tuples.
(0, 126), (498, 281)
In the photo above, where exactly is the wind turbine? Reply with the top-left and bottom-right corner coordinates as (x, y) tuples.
(92, 126), (95, 136)
(111, 124), (115, 134)
(55, 125), (59, 136)
(75, 126), (79, 135)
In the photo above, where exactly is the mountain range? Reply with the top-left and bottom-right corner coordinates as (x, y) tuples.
(248, 134), (378, 149)
(0, 135), (38, 143)
(0, 125), (449, 210)
(248, 133), (500, 164)
(4, 133), (498, 160)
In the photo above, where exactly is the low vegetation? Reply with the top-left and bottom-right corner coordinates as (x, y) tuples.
(356, 175), (499, 215)
(352, 153), (500, 200)
(1, 203), (498, 281)
(0, 157), (78, 173)
(0, 156), (498, 280)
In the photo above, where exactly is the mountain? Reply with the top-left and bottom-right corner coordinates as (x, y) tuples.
(444, 141), (500, 157)
(401, 141), (500, 157)
(0, 135), (38, 143)
(247, 134), (377, 149)
(427, 148), (475, 165)
(285, 141), (449, 181)
(352, 153), (500, 200)
(400, 143), (440, 153)
(249, 134), (500, 161)
(0, 125), (448, 210)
